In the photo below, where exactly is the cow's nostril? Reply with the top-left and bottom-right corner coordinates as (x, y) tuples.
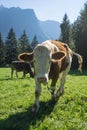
(37, 77), (47, 83)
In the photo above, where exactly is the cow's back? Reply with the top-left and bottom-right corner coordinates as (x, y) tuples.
(50, 40), (67, 52)
(11, 61), (30, 72)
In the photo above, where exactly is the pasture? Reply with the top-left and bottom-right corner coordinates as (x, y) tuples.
(0, 68), (87, 130)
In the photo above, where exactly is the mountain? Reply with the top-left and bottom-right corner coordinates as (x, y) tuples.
(40, 20), (60, 40)
(0, 5), (60, 42)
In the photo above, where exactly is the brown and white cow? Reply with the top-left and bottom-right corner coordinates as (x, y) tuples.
(18, 40), (83, 112)
(11, 61), (34, 78)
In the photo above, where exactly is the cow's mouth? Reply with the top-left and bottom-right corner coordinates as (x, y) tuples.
(37, 77), (47, 83)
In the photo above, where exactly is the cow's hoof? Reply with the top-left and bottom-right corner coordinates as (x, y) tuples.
(54, 91), (64, 101)
(32, 104), (39, 113)
(52, 94), (59, 102)
(55, 89), (64, 100)
(48, 88), (55, 95)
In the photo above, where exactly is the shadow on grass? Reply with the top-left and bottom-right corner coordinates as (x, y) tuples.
(0, 76), (31, 81)
(0, 77), (12, 81)
(0, 99), (56, 130)
(69, 69), (87, 76)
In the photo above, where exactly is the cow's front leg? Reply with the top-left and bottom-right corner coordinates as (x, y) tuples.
(11, 68), (14, 78)
(49, 78), (58, 99)
(55, 65), (71, 100)
(32, 82), (41, 112)
(16, 71), (18, 78)
(55, 69), (69, 100)
(23, 71), (26, 78)
(56, 75), (65, 99)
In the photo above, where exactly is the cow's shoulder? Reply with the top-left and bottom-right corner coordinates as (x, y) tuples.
(50, 40), (67, 52)
(42, 40), (59, 53)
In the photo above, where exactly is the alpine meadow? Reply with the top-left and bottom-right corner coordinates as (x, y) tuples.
(0, 68), (87, 130)
(0, 1), (87, 130)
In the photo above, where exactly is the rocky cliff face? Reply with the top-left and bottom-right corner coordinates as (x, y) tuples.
(0, 5), (60, 42)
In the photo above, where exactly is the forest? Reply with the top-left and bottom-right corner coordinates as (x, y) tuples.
(0, 2), (87, 69)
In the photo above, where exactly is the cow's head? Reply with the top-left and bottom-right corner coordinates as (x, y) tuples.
(18, 44), (66, 84)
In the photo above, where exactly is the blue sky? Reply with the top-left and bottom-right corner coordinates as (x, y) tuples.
(0, 0), (87, 23)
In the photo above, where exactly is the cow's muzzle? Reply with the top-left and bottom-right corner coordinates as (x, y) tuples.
(37, 77), (47, 83)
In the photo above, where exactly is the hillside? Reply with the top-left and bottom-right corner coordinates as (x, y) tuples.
(0, 5), (60, 42)
(40, 20), (60, 40)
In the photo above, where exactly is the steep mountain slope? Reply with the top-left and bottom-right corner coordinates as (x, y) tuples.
(0, 5), (60, 42)
(40, 20), (60, 40)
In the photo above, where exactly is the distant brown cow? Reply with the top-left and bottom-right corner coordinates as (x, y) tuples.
(18, 40), (83, 112)
(11, 61), (34, 78)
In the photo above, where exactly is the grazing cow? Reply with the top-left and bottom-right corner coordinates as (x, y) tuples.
(18, 40), (83, 112)
(11, 61), (34, 78)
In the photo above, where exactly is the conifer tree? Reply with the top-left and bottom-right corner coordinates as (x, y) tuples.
(59, 13), (70, 45)
(0, 33), (5, 66)
(72, 2), (87, 68)
(18, 30), (32, 53)
(5, 28), (18, 64)
(31, 35), (39, 50)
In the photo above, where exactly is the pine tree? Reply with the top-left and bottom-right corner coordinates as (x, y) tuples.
(72, 18), (81, 51)
(18, 30), (32, 53)
(0, 33), (5, 66)
(59, 13), (70, 45)
(31, 35), (39, 50)
(5, 28), (18, 64)
(72, 2), (87, 68)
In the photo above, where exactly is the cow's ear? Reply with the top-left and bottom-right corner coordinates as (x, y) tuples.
(18, 53), (33, 62)
(52, 51), (66, 60)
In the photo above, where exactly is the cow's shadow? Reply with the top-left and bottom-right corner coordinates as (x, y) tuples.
(0, 99), (57, 130)
(0, 76), (31, 81)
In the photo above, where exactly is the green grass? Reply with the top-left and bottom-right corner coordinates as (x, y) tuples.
(0, 68), (87, 130)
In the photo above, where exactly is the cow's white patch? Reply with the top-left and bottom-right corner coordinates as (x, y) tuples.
(33, 44), (52, 84)
(43, 40), (59, 53)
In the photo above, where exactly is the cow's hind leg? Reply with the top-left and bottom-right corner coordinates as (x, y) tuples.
(32, 82), (41, 112)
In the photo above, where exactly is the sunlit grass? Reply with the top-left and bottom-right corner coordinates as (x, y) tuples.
(0, 68), (87, 130)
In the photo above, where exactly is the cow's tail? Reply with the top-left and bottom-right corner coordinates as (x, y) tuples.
(73, 51), (83, 72)
(62, 43), (83, 72)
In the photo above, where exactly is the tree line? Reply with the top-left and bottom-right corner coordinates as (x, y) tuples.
(0, 29), (39, 66)
(59, 2), (87, 69)
(0, 2), (87, 69)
